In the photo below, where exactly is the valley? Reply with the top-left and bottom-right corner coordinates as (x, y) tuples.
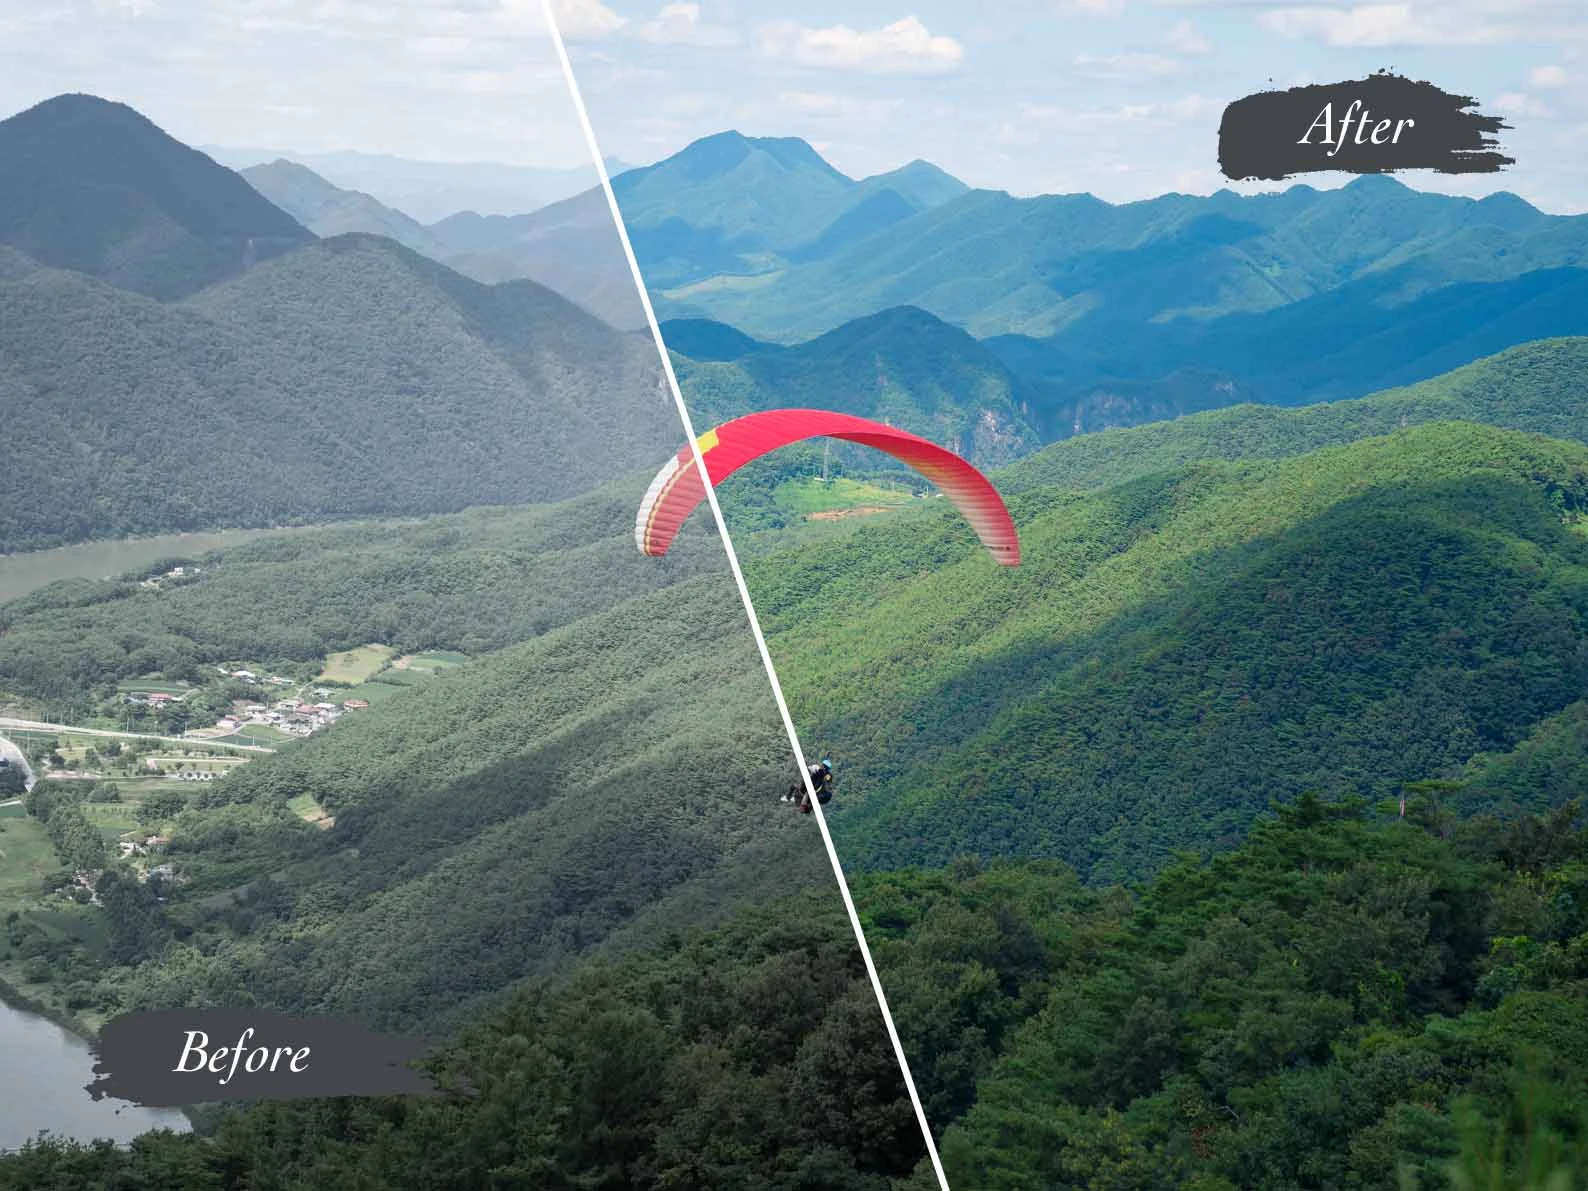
(3, 83), (1587, 1190)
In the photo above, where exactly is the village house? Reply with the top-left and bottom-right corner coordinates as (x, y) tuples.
(342, 698), (370, 710)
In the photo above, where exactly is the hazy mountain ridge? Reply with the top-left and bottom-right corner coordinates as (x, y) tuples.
(205, 143), (632, 222)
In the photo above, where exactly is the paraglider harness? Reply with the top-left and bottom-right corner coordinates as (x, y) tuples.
(784, 758), (834, 814)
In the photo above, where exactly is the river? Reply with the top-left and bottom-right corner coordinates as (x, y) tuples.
(0, 996), (190, 1152)
(0, 529), (289, 605)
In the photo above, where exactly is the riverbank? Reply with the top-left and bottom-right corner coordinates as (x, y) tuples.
(0, 969), (92, 1040)
(0, 971), (202, 1149)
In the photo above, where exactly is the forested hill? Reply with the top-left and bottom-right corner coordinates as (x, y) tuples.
(668, 307), (1042, 467)
(0, 235), (676, 552)
(996, 336), (1588, 495)
(0, 94), (314, 300)
(748, 419), (1588, 882)
(4, 800), (1581, 1189)
(862, 798), (1588, 1189)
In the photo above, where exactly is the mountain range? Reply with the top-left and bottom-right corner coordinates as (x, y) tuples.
(204, 144), (632, 222)
(0, 95), (678, 552)
(239, 160), (648, 329)
(573, 132), (1588, 439)
(216, 123), (1588, 455)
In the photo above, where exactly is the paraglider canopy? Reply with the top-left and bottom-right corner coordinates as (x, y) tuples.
(635, 409), (1020, 566)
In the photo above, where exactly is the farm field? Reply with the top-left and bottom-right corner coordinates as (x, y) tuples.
(317, 644), (396, 685)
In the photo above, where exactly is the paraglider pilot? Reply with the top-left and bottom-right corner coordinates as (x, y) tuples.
(783, 758), (834, 814)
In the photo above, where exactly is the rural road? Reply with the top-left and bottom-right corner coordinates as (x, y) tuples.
(0, 731), (36, 790)
(0, 717), (276, 755)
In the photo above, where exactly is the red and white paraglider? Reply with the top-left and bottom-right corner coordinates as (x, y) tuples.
(635, 408), (1020, 566)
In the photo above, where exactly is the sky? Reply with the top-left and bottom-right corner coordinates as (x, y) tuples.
(0, 0), (594, 169)
(0, 0), (1584, 212)
(554, 0), (1588, 211)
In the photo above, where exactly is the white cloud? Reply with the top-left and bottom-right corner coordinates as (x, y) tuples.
(1164, 19), (1213, 55)
(1257, 4), (1513, 47)
(997, 93), (1221, 147)
(0, 0), (593, 167)
(758, 16), (964, 75)
(1494, 90), (1554, 116)
(546, 0), (626, 39)
(979, 0), (1125, 15)
(637, 2), (737, 47)
(1529, 64), (1570, 88)
(1071, 51), (1185, 80)
(777, 90), (906, 121)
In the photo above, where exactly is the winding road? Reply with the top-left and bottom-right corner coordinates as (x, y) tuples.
(0, 717), (276, 757)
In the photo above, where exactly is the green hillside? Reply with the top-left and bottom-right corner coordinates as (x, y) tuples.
(428, 187), (647, 329)
(672, 306), (1042, 466)
(0, 484), (843, 1038)
(861, 800), (1588, 1190)
(0, 94), (314, 299)
(997, 337), (1588, 495)
(0, 482), (721, 709)
(749, 421), (1588, 881)
(0, 234), (676, 551)
(0, 897), (936, 1190)
(986, 264), (1588, 438)
(6, 799), (1581, 1190)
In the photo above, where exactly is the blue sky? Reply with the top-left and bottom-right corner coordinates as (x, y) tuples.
(1, 1), (1582, 213)
(0, 1), (595, 174)
(555, 0), (1588, 211)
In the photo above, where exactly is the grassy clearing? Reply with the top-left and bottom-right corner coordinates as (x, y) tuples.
(0, 815), (59, 900)
(115, 679), (194, 696)
(318, 644), (396, 685)
(334, 680), (410, 706)
(287, 792), (334, 830)
(208, 730), (291, 749)
(397, 650), (467, 672)
(773, 476), (916, 520)
(662, 269), (783, 300)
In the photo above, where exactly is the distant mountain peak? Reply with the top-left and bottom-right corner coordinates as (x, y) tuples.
(650, 130), (849, 184)
(1477, 189), (1541, 216)
(1343, 172), (1411, 193)
(0, 91), (314, 299)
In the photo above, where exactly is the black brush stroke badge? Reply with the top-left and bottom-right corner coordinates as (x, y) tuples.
(87, 1009), (447, 1107)
(1219, 71), (1513, 181)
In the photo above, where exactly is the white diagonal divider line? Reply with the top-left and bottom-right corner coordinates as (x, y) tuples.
(539, 6), (950, 1188)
